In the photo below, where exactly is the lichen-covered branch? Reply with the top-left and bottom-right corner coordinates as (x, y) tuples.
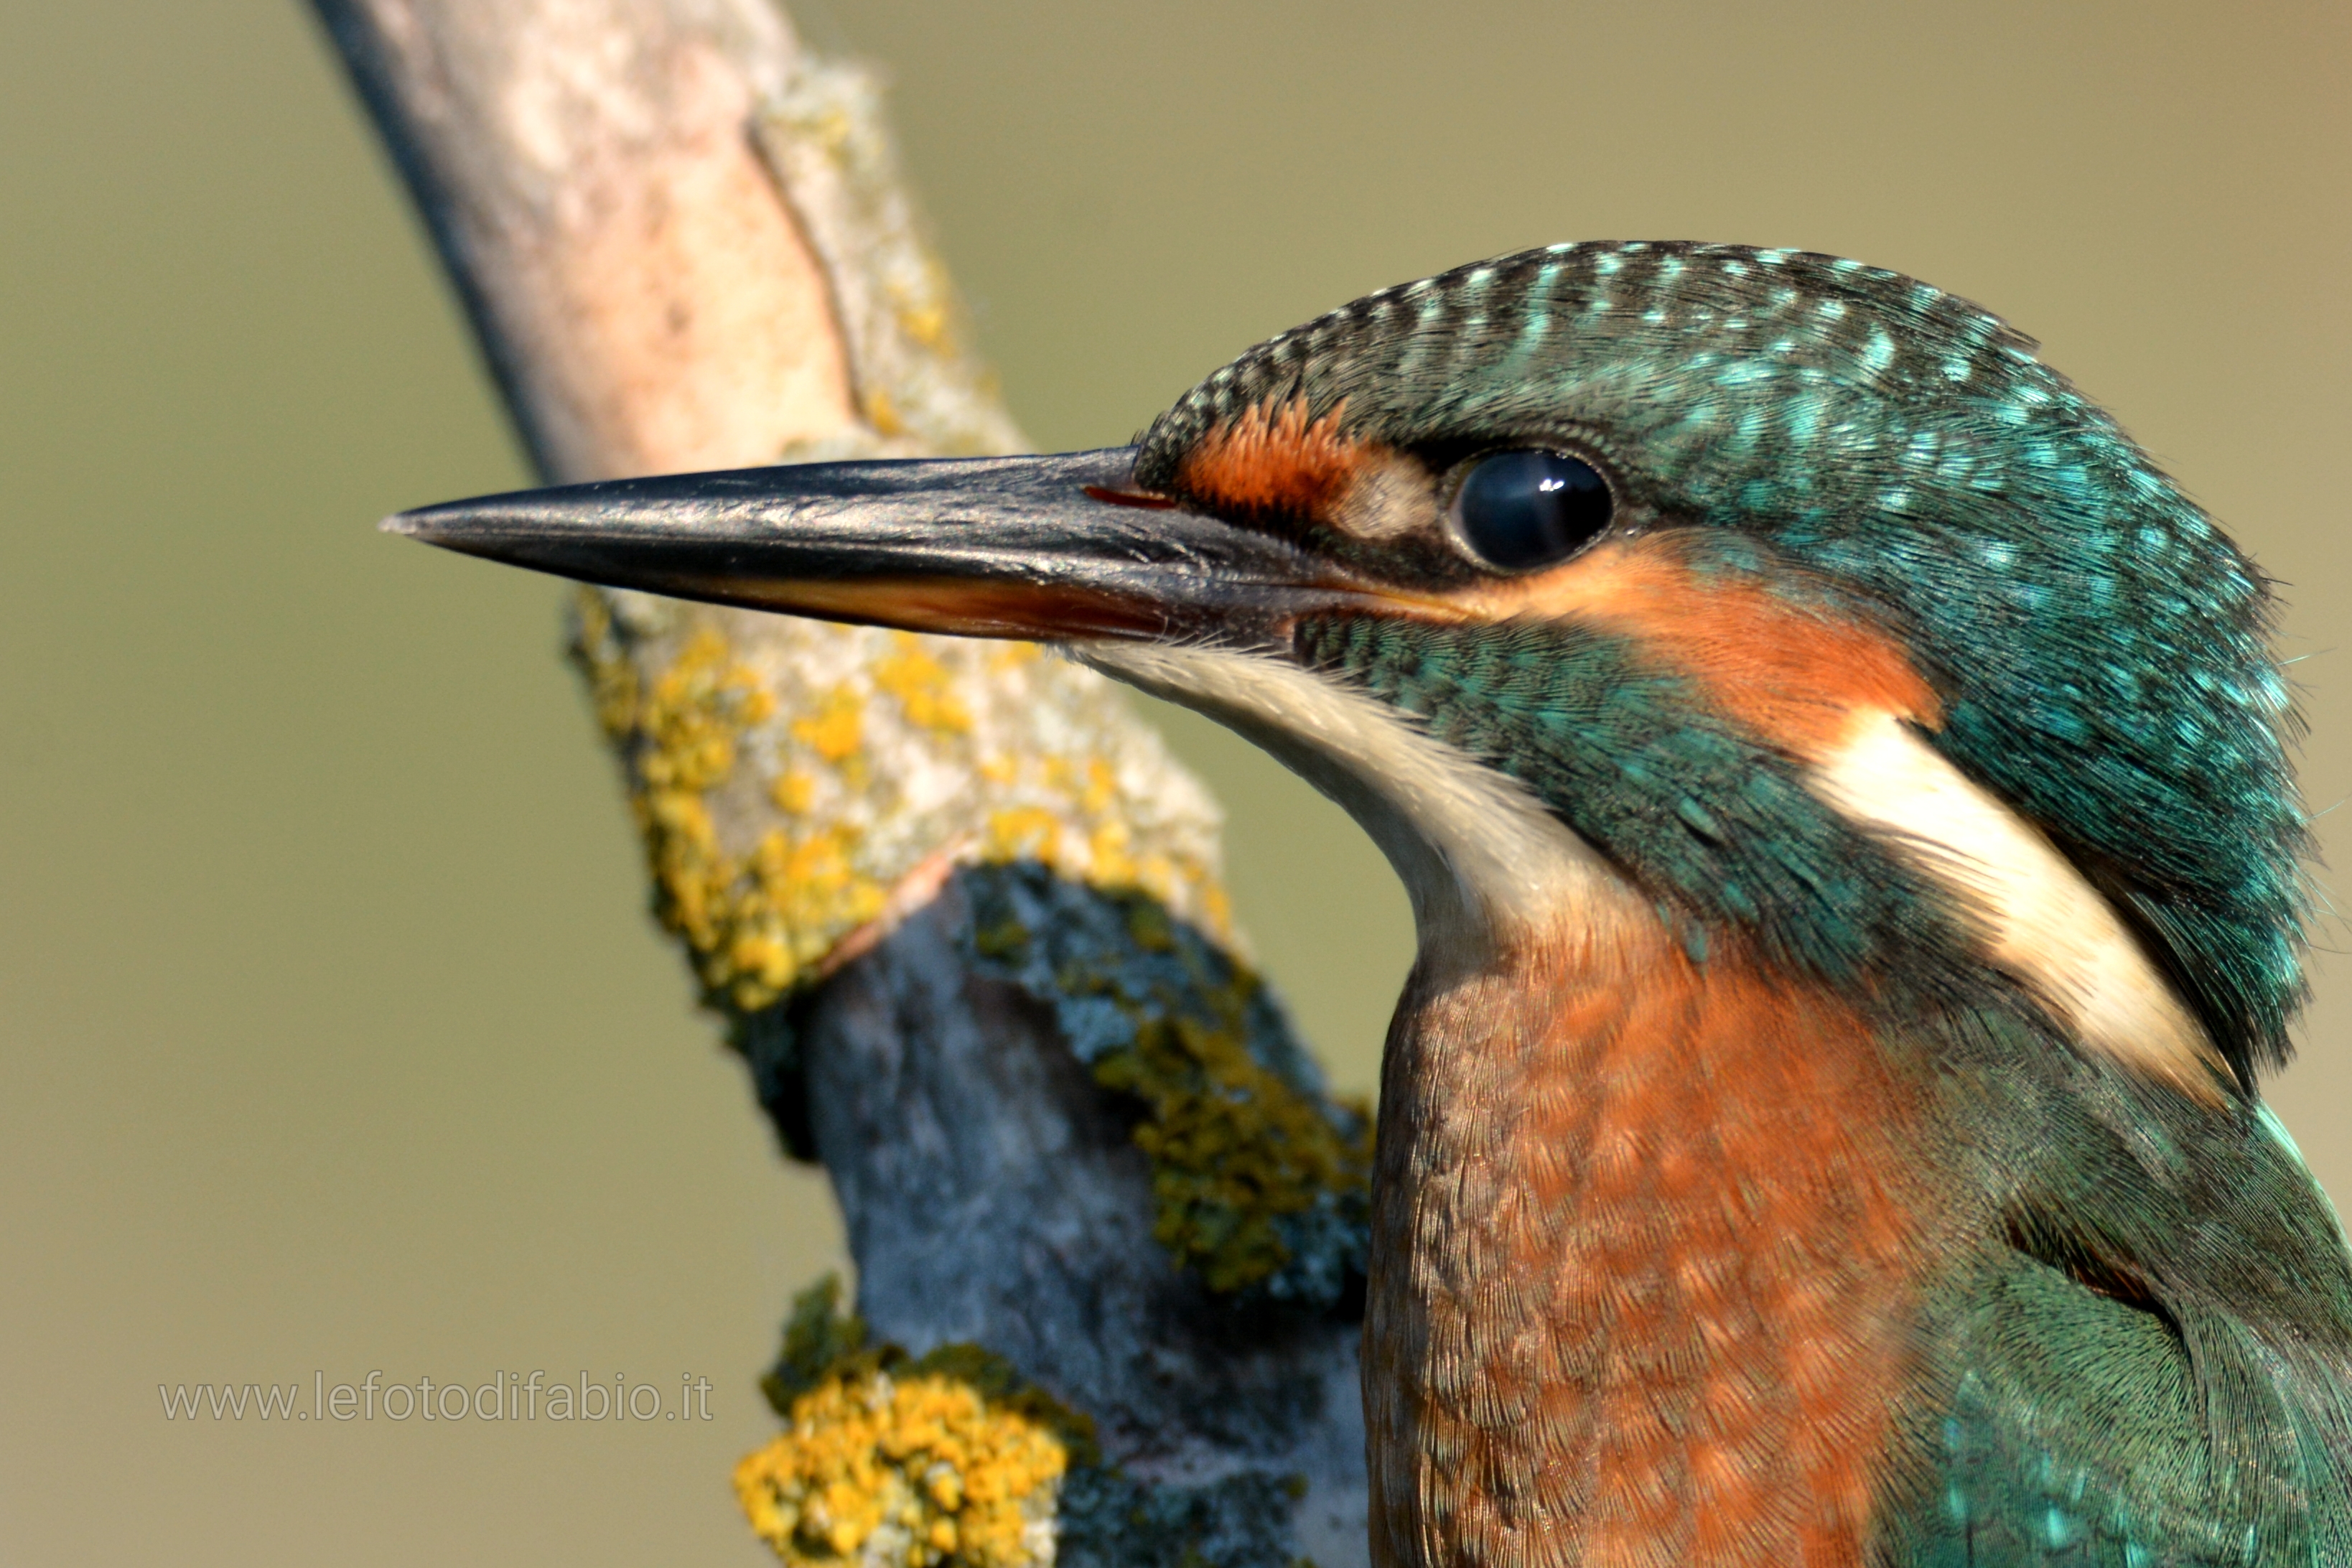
(311, 2), (1370, 1563)
(740, 1277), (1343, 1568)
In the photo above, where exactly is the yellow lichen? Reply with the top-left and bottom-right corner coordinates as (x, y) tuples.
(900, 307), (948, 351)
(700, 823), (892, 1010)
(1086, 822), (1137, 890)
(872, 634), (972, 736)
(795, 686), (867, 762)
(739, 1278), (1095, 1568)
(988, 644), (1042, 672)
(984, 806), (1065, 865)
(863, 387), (908, 438)
(737, 1370), (1068, 1568)
(640, 628), (775, 792)
(775, 770), (819, 815)
(569, 594), (1236, 1024)
(810, 104), (854, 155)
(1079, 760), (1116, 817)
(569, 615), (892, 1012)
(759, 826), (890, 945)
(961, 753), (1227, 951)
(571, 588), (640, 741)
(622, 628), (777, 979)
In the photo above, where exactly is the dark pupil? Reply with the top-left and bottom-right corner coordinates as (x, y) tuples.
(1452, 449), (1611, 570)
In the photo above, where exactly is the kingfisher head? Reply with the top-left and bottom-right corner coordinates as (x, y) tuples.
(392, 241), (2307, 1106)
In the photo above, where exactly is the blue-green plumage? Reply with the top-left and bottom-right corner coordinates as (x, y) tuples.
(1292, 611), (1964, 987)
(393, 240), (2352, 1567)
(1139, 243), (2307, 1088)
(1280, 517), (2352, 1566)
(1134, 242), (2351, 1564)
(1893, 1074), (2352, 1565)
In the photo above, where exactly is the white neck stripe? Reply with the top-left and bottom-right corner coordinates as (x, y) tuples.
(1811, 709), (2223, 1101)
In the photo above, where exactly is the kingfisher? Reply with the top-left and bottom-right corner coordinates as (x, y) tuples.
(390, 243), (2352, 1566)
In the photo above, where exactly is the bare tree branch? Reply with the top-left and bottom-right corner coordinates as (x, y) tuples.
(314, 0), (850, 480)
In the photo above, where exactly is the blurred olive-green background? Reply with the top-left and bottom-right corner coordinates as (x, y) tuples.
(1, 1), (2345, 1562)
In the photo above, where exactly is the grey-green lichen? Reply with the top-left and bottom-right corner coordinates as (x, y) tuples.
(742, 1277), (1309, 1568)
(963, 864), (1371, 1312)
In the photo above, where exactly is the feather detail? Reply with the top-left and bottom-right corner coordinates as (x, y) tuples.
(1811, 708), (2224, 1103)
(1368, 917), (1931, 1568)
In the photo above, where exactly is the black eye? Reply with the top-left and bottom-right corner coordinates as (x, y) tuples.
(1448, 449), (1613, 571)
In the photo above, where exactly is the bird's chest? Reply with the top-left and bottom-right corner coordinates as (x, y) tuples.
(1363, 935), (1931, 1568)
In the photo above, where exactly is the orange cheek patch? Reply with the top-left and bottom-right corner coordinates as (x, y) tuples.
(1176, 396), (1383, 521)
(1455, 534), (1940, 757)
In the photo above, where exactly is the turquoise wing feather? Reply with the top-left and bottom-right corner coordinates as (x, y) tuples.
(1890, 1088), (2352, 1567)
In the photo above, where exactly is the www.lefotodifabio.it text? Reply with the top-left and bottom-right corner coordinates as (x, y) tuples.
(159, 1371), (716, 1422)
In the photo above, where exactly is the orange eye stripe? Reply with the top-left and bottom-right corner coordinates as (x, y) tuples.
(1449, 534), (1941, 757)
(1177, 408), (1938, 756)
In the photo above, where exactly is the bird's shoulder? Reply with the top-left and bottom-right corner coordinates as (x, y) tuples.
(1882, 1011), (2352, 1566)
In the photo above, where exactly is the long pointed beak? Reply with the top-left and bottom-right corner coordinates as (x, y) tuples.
(383, 445), (1373, 643)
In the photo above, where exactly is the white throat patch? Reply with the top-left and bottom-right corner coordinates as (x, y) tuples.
(1075, 643), (1635, 956)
